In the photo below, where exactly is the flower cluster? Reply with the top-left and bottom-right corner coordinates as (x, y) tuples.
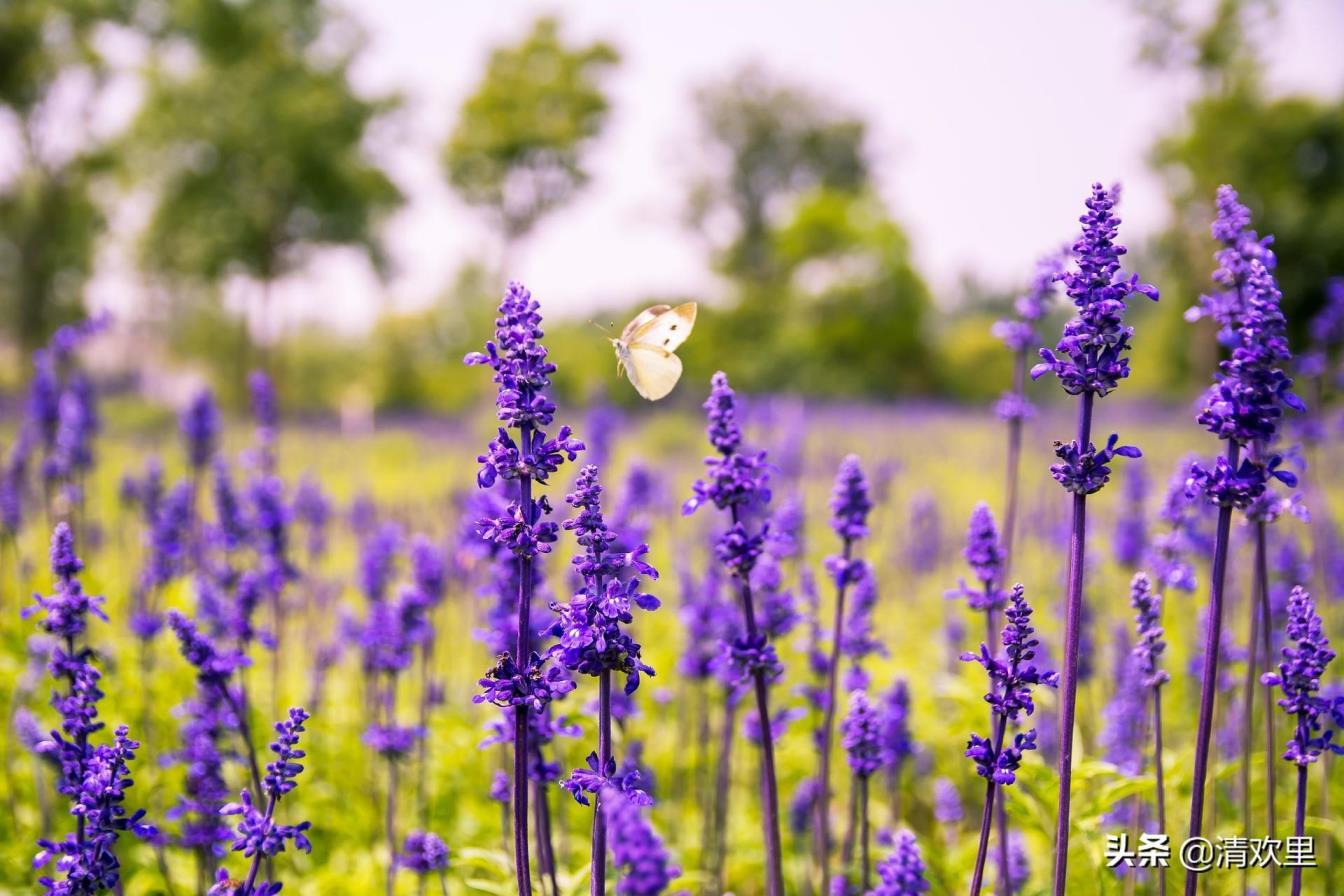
(1145, 456), (1205, 593)
(474, 652), (576, 713)
(560, 751), (651, 807)
(466, 282), (583, 493)
(870, 830), (930, 896)
(946, 503), (1006, 610)
(1032, 183), (1159, 397)
(961, 585), (1058, 783)
(601, 785), (679, 896)
(181, 388), (220, 473)
(34, 726), (156, 894)
(29, 525), (155, 894)
(1188, 187), (1304, 509)
(879, 679), (914, 772)
(549, 465), (660, 692)
(1129, 573), (1169, 688)
(397, 831), (450, 874)
(829, 454), (873, 543)
(1263, 587), (1342, 766)
(213, 708), (313, 895)
(1048, 433), (1142, 496)
(683, 372), (771, 518)
(993, 247), (1065, 421)
(841, 690), (884, 778)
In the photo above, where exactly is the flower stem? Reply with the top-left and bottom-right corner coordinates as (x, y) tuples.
(858, 775), (871, 892)
(1292, 762), (1307, 896)
(514, 451), (535, 896)
(1153, 684), (1167, 896)
(987, 605), (1010, 896)
(970, 715), (1010, 896)
(729, 506), (785, 896)
(1184, 441), (1240, 896)
(1254, 520), (1278, 896)
(816, 538), (854, 892)
(1051, 390), (1093, 896)
(591, 670), (612, 896)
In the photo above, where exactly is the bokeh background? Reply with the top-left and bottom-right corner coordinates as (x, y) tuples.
(2, 0), (1343, 413)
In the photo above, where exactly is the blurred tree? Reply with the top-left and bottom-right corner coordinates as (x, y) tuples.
(128, 0), (402, 380)
(442, 17), (619, 263)
(0, 0), (130, 355)
(686, 66), (869, 286)
(1138, 0), (1344, 386)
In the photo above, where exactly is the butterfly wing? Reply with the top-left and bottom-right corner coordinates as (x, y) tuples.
(624, 344), (683, 401)
(620, 305), (672, 343)
(628, 302), (697, 354)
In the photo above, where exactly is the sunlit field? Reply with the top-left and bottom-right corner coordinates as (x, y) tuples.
(2, 378), (1339, 895)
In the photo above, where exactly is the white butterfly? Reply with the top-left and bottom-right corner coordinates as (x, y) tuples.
(611, 302), (698, 401)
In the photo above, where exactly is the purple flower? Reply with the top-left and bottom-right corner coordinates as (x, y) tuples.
(215, 709), (313, 895)
(359, 521), (402, 602)
(409, 534), (448, 606)
(549, 465), (660, 693)
(1100, 649), (1146, 776)
(946, 503), (1006, 610)
(869, 830), (930, 895)
(34, 726), (156, 895)
(1032, 183), (1159, 397)
(1263, 587), (1341, 766)
(1113, 461), (1148, 568)
(248, 370), (279, 432)
(829, 454), (873, 543)
(292, 473), (332, 562)
(1048, 433), (1142, 496)
(682, 372), (771, 517)
(841, 690), (883, 778)
(168, 610), (250, 688)
(961, 584), (1059, 784)
(181, 388), (220, 472)
(397, 830), (450, 874)
(601, 785), (679, 895)
(879, 679), (914, 772)
(933, 778), (962, 826)
(1130, 573), (1169, 688)
(363, 723), (422, 760)
(560, 751), (651, 808)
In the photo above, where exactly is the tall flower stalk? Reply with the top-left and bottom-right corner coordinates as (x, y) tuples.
(29, 523), (157, 893)
(815, 455), (873, 892)
(1031, 183), (1155, 894)
(947, 504), (1010, 893)
(467, 282), (583, 896)
(1262, 587), (1342, 896)
(683, 371), (784, 896)
(962, 585), (1057, 896)
(1183, 187), (1301, 896)
(993, 248), (1063, 577)
(840, 689), (882, 891)
(550, 465), (660, 895)
(1130, 572), (1169, 895)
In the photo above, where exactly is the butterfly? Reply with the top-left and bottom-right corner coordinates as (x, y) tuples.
(611, 302), (697, 401)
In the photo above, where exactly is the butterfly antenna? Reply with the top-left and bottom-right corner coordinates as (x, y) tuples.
(589, 319), (614, 335)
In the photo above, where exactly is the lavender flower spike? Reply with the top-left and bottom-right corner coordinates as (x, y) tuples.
(1262, 587), (1341, 896)
(815, 454), (873, 892)
(963, 584), (1059, 896)
(870, 830), (931, 896)
(1033, 183), (1156, 896)
(683, 372), (784, 896)
(466, 282), (582, 896)
(550, 464), (660, 896)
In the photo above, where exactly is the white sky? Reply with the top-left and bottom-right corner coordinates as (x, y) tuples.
(87, 1), (1344, 333)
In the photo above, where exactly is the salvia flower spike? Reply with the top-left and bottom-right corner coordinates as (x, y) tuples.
(466, 282), (582, 896)
(1033, 183), (1156, 895)
(683, 371), (785, 896)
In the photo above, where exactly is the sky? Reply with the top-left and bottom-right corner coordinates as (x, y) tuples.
(90, 1), (1344, 334)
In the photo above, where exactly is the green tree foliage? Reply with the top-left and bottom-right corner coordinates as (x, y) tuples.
(1140, 0), (1344, 386)
(128, 0), (402, 374)
(0, 0), (128, 354)
(687, 66), (868, 285)
(442, 17), (619, 250)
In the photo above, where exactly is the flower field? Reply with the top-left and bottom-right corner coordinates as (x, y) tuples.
(2, 188), (1342, 896)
